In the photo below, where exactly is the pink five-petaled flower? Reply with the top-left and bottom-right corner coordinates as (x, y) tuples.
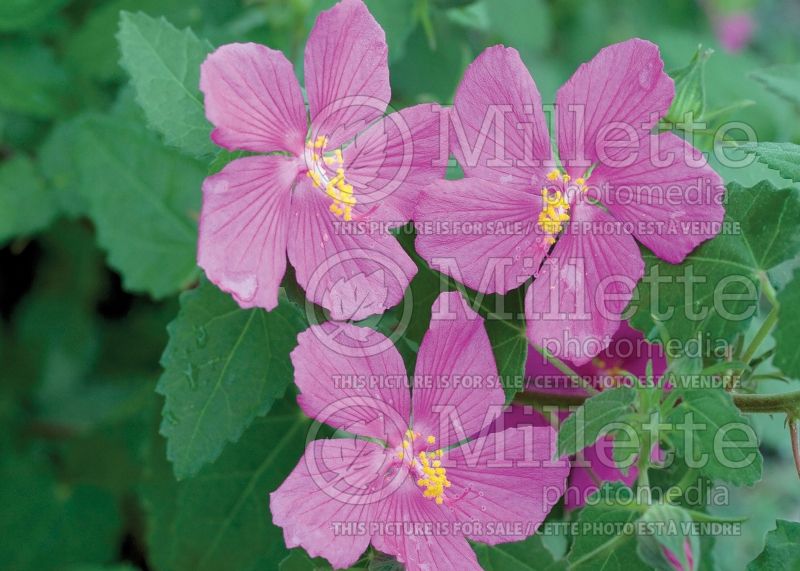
(198, 0), (445, 320)
(415, 39), (725, 365)
(270, 292), (569, 570)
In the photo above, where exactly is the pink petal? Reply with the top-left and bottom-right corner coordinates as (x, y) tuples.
(270, 438), (388, 569)
(414, 177), (550, 295)
(590, 132), (725, 264)
(344, 103), (447, 226)
(371, 476), (482, 571)
(200, 43), (307, 154)
(556, 39), (674, 177)
(525, 201), (645, 365)
(198, 155), (299, 310)
(443, 426), (569, 544)
(291, 323), (410, 445)
(411, 292), (505, 448)
(305, 0), (390, 149)
(287, 179), (417, 321)
(452, 45), (552, 187)
(566, 436), (638, 509)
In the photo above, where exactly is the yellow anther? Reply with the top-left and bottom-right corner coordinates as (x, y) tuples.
(546, 169), (561, 181)
(314, 135), (327, 148)
(537, 188), (570, 240)
(575, 178), (585, 187)
(563, 174), (571, 183)
(426, 435), (436, 445)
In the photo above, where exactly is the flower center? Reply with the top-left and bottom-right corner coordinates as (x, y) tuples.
(537, 169), (589, 245)
(396, 430), (451, 505)
(305, 135), (356, 221)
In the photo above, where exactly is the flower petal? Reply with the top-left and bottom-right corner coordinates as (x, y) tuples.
(452, 45), (552, 187)
(198, 155), (298, 310)
(305, 0), (391, 149)
(556, 38), (674, 177)
(443, 426), (569, 544)
(566, 436), (638, 509)
(344, 103), (447, 226)
(411, 292), (505, 448)
(371, 475), (482, 571)
(590, 132), (725, 263)
(525, 201), (645, 365)
(414, 177), (549, 295)
(287, 179), (417, 321)
(291, 323), (410, 444)
(270, 438), (388, 569)
(200, 43), (307, 154)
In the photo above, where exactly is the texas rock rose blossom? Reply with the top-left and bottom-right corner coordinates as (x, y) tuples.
(270, 292), (570, 570)
(198, 0), (444, 320)
(415, 39), (725, 364)
(496, 321), (668, 508)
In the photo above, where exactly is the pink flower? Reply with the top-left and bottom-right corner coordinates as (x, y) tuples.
(714, 11), (755, 53)
(198, 0), (445, 320)
(270, 292), (569, 570)
(495, 321), (668, 508)
(415, 40), (725, 365)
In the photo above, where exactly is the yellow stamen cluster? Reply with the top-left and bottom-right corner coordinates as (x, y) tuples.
(416, 446), (450, 505)
(538, 188), (571, 245)
(305, 135), (356, 221)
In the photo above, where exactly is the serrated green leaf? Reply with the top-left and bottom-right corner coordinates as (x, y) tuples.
(747, 520), (800, 571)
(739, 142), (800, 184)
(751, 64), (800, 107)
(158, 278), (306, 479)
(666, 388), (762, 486)
(0, 455), (122, 571)
(72, 111), (204, 298)
(0, 0), (68, 31)
(142, 398), (309, 571)
(557, 387), (637, 457)
(0, 155), (57, 245)
(774, 268), (800, 378)
(118, 11), (215, 157)
(473, 533), (555, 570)
(631, 181), (800, 348)
(565, 485), (646, 571)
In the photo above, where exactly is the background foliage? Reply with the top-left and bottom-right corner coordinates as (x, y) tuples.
(2, 0), (800, 570)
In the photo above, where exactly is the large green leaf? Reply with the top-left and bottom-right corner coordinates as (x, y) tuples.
(158, 278), (305, 479)
(631, 181), (800, 346)
(747, 520), (800, 571)
(118, 11), (215, 158)
(0, 0), (68, 31)
(0, 42), (68, 119)
(739, 142), (800, 184)
(0, 455), (122, 571)
(666, 387), (763, 486)
(557, 387), (637, 457)
(0, 155), (57, 245)
(473, 534), (555, 570)
(72, 111), (204, 298)
(142, 398), (309, 571)
(751, 64), (800, 107)
(773, 268), (800, 377)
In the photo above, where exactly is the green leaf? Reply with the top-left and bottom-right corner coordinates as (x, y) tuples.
(118, 11), (215, 158)
(279, 550), (334, 571)
(565, 486), (646, 571)
(0, 42), (68, 119)
(39, 119), (91, 218)
(0, 155), (57, 245)
(0, 455), (122, 570)
(72, 111), (204, 298)
(142, 398), (309, 571)
(557, 387), (637, 457)
(751, 64), (800, 107)
(665, 45), (712, 123)
(473, 533), (555, 570)
(0, 0), (68, 31)
(631, 181), (800, 348)
(666, 387), (762, 486)
(774, 268), (800, 377)
(747, 520), (800, 571)
(158, 278), (306, 479)
(486, 0), (551, 55)
(738, 142), (800, 184)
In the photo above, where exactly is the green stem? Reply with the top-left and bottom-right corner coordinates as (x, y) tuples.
(740, 304), (779, 365)
(531, 344), (600, 395)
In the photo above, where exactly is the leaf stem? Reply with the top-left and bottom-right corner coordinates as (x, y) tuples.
(740, 304), (779, 366)
(531, 344), (600, 395)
